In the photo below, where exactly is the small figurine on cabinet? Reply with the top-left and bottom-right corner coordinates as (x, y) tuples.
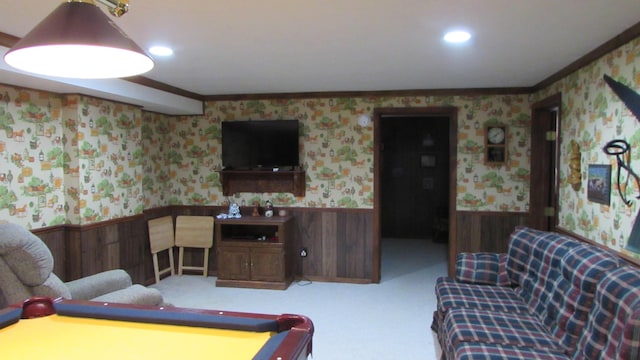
(264, 200), (274, 217)
(228, 202), (241, 218)
(251, 201), (260, 217)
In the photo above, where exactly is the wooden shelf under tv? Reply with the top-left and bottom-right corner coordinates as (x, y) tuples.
(219, 169), (306, 196)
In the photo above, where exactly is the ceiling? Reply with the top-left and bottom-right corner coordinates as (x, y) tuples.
(1, 1), (640, 115)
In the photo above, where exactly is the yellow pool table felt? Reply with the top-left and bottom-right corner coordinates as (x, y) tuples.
(1, 313), (273, 359)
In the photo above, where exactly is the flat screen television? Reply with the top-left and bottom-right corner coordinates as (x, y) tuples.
(221, 120), (300, 170)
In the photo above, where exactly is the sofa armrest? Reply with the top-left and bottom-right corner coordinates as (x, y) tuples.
(455, 252), (510, 286)
(65, 269), (133, 301)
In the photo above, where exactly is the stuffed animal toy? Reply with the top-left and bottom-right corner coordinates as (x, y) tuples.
(228, 202), (241, 218)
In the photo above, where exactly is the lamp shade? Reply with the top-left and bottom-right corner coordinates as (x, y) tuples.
(4, 1), (154, 79)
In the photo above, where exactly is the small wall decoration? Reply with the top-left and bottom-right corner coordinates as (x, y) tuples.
(568, 140), (581, 191)
(603, 139), (640, 206)
(421, 154), (436, 168)
(587, 164), (612, 205)
(422, 177), (434, 190)
(485, 125), (507, 165)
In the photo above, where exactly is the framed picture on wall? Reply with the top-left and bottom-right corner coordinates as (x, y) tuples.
(421, 154), (436, 168)
(587, 164), (611, 205)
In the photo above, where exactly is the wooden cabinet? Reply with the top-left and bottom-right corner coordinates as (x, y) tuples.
(215, 216), (294, 290)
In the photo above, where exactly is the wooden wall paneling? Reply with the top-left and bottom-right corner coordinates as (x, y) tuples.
(322, 212), (338, 278)
(102, 224), (120, 271)
(455, 212), (482, 253)
(78, 227), (97, 278)
(33, 227), (66, 282)
(118, 217), (147, 284)
(485, 215), (525, 253)
(31, 206), (377, 286)
(455, 211), (528, 255)
(337, 211), (373, 280)
(293, 210), (323, 277)
(65, 226), (83, 281)
(360, 211), (374, 279)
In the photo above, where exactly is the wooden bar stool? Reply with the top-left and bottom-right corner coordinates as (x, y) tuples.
(147, 216), (175, 284)
(175, 215), (214, 276)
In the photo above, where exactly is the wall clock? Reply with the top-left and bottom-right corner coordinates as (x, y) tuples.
(485, 125), (507, 165)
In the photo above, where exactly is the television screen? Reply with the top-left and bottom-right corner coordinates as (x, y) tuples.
(222, 120), (300, 170)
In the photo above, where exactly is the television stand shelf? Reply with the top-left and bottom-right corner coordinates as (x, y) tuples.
(219, 170), (305, 196)
(215, 216), (294, 290)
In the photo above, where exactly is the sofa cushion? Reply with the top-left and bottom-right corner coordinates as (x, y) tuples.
(544, 244), (621, 353)
(453, 342), (568, 360)
(515, 232), (579, 317)
(443, 308), (566, 356)
(505, 226), (546, 285)
(0, 223), (53, 286)
(434, 277), (530, 330)
(456, 253), (510, 286)
(436, 278), (528, 314)
(576, 266), (640, 360)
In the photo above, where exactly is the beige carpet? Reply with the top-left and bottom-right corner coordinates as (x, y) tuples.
(152, 238), (447, 360)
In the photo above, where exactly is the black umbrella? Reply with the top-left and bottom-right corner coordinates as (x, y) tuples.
(603, 74), (640, 121)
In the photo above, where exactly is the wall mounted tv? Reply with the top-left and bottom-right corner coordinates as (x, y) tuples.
(221, 120), (300, 170)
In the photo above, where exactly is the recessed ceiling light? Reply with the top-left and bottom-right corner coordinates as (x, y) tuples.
(149, 46), (174, 57)
(443, 30), (471, 44)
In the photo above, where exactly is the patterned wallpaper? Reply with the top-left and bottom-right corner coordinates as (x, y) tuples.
(0, 90), (146, 229)
(161, 95), (532, 212)
(1, 88), (531, 228)
(0, 35), (639, 260)
(534, 37), (640, 258)
(0, 90), (65, 228)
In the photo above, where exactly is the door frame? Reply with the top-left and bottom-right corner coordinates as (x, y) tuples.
(529, 93), (561, 231)
(372, 106), (458, 282)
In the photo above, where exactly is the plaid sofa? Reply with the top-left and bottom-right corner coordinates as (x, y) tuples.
(433, 226), (640, 359)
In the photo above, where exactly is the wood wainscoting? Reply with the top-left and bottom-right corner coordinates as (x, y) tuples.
(33, 207), (530, 286)
(168, 206), (375, 284)
(32, 206), (375, 286)
(33, 210), (172, 285)
(453, 210), (529, 274)
(34, 208), (635, 287)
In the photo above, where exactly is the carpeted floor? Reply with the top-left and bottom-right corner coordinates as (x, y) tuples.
(151, 238), (447, 360)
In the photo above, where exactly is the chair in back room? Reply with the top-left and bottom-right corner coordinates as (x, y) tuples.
(174, 216), (214, 277)
(147, 216), (176, 284)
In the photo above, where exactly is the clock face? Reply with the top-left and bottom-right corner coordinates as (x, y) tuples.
(487, 127), (505, 144)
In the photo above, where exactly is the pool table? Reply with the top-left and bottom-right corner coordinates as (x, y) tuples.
(0, 297), (313, 360)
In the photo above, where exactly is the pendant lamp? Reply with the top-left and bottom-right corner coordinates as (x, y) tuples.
(4, 0), (153, 79)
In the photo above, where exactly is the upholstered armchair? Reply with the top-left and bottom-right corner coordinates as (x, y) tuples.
(0, 222), (164, 309)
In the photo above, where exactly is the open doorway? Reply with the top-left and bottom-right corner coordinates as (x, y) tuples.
(372, 107), (458, 282)
(380, 116), (450, 238)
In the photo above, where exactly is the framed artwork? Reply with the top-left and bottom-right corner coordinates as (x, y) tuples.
(421, 154), (436, 167)
(587, 164), (611, 205)
(422, 177), (434, 190)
